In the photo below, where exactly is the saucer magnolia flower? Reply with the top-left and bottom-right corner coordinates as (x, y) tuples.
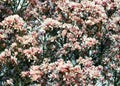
(21, 71), (30, 77)
(89, 66), (101, 78)
(56, 0), (69, 11)
(0, 52), (6, 62)
(61, 30), (67, 37)
(0, 31), (7, 40)
(10, 56), (18, 64)
(5, 79), (13, 86)
(23, 47), (42, 59)
(68, 1), (81, 9)
(11, 42), (17, 48)
(82, 36), (98, 48)
(41, 18), (61, 31)
(29, 65), (43, 81)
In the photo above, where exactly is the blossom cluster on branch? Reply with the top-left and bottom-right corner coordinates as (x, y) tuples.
(0, 0), (120, 86)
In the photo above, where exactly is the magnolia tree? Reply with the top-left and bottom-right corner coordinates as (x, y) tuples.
(0, 0), (120, 86)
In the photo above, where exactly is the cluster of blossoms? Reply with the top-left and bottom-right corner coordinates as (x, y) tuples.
(0, 15), (25, 31)
(0, 9), (43, 85)
(16, 32), (38, 46)
(21, 57), (103, 85)
(0, 0), (120, 86)
(23, 47), (42, 60)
